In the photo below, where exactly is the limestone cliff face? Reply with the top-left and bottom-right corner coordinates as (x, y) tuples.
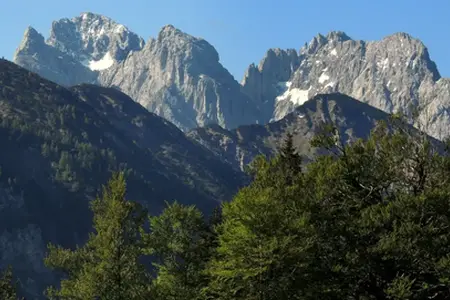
(14, 13), (144, 87)
(242, 31), (450, 139)
(46, 12), (145, 63)
(14, 13), (450, 139)
(100, 25), (259, 131)
(13, 26), (97, 86)
(240, 48), (299, 123)
(15, 15), (258, 132)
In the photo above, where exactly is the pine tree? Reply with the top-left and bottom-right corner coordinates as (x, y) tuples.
(0, 266), (20, 300)
(205, 150), (311, 299)
(44, 172), (150, 299)
(278, 132), (302, 184)
(145, 202), (214, 300)
(206, 119), (450, 299)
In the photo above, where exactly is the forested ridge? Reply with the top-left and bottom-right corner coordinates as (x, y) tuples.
(0, 59), (244, 298)
(3, 113), (450, 299)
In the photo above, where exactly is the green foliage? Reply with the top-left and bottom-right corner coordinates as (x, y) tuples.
(145, 202), (216, 300)
(206, 138), (307, 299)
(205, 117), (450, 299)
(0, 266), (21, 300)
(44, 172), (150, 299)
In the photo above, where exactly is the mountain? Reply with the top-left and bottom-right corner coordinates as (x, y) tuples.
(240, 48), (300, 123)
(16, 15), (450, 140)
(242, 31), (450, 140)
(0, 59), (244, 298)
(99, 24), (259, 131)
(188, 93), (399, 171)
(14, 13), (259, 132)
(13, 12), (144, 87)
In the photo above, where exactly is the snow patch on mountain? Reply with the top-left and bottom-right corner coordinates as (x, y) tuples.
(276, 82), (311, 105)
(87, 52), (114, 71)
(319, 73), (330, 83)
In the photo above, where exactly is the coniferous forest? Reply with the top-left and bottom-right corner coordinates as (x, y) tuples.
(3, 114), (450, 299)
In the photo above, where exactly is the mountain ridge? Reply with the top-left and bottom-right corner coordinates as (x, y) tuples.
(0, 58), (245, 298)
(187, 92), (394, 171)
(13, 12), (450, 141)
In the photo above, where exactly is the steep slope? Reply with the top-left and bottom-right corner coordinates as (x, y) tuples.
(14, 14), (259, 132)
(0, 59), (244, 298)
(15, 14), (450, 139)
(13, 26), (97, 86)
(241, 48), (299, 123)
(99, 25), (259, 131)
(188, 93), (395, 171)
(71, 83), (246, 199)
(243, 31), (450, 139)
(13, 12), (144, 87)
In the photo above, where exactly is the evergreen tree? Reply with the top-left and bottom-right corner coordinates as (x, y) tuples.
(44, 172), (150, 299)
(145, 202), (215, 300)
(278, 132), (302, 185)
(0, 266), (21, 300)
(206, 118), (450, 299)
(205, 150), (312, 299)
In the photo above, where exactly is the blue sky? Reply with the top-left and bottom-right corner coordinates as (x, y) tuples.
(1, 0), (449, 80)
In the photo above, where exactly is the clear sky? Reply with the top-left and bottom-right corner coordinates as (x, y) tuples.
(1, 0), (449, 80)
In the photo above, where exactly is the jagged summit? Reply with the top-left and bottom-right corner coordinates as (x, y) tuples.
(240, 29), (448, 139)
(14, 26), (45, 56)
(47, 12), (144, 62)
(382, 31), (415, 41)
(13, 14), (450, 141)
(98, 18), (257, 131)
(14, 12), (145, 86)
(23, 26), (43, 40)
(79, 11), (110, 20)
(153, 23), (220, 63)
(325, 30), (352, 41)
(159, 24), (178, 34)
(157, 23), (198, 40)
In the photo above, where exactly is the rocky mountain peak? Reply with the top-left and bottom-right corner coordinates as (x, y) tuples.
(152, 24), (220, 66)
(158, 24), (181, 37)
(304, 33), (328, 54)
(326, 31), (352, 42)
(15, 26), (45, 55)
(302, 31), (352, 55)
(23, 26), (44, 42)
(14, 12), (145, 87)
(257, 48), (298, 72)
(254, 31), (449, 140)
(241, 48), (300, 123)
(47, 12), (144, 64)
(98, 23), (257, 131)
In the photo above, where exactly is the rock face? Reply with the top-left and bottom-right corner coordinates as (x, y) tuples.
(99, 25), (259, 131)
(240, 48), (299, 123)
(242, 31), (450, 139)
(13, 26), (97, 86)
(14, 13), (450, 139)
(14, 13), (144, 87)
(47, 12), (145, 64)
(14, 15), (258, 132)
